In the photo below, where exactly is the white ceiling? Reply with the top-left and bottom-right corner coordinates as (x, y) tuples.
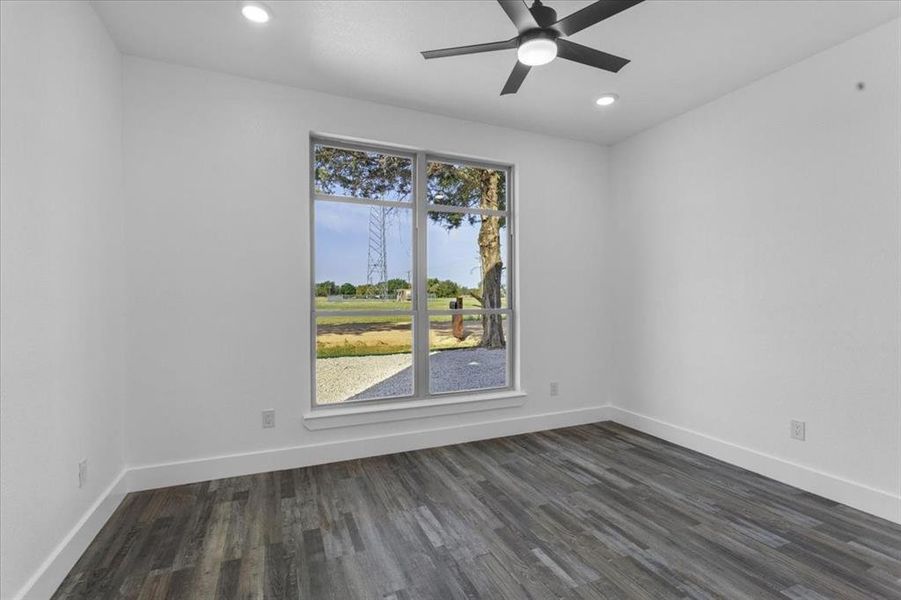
(92, 0), (899, 145)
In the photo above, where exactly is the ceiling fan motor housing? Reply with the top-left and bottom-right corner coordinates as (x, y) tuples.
(519, 28), (559, 47)
(529, 0), (558, 29)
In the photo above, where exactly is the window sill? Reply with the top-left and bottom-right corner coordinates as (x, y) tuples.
(302, 390), (527, 430)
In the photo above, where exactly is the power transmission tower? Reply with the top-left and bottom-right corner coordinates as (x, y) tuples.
(367, 205), (392, 298)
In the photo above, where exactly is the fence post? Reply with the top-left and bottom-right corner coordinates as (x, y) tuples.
(452, 296), (465, 340)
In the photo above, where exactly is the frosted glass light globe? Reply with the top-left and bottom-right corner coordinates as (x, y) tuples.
(517, 38), (557, 66)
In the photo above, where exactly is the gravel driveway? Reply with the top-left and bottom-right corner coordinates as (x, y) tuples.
(315, 353), (413, 404)
(355, 347), (506, 399)
(316, 347), (507, 404)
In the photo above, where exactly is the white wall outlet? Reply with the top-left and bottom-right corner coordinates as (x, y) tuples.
(549, 382), (559, 397)
(77, 459), (88, 488)
(790, 420), (806, 441)
(262, 409), (276, 429)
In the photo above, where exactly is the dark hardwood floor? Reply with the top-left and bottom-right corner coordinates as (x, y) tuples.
(53, 422), (901, 599)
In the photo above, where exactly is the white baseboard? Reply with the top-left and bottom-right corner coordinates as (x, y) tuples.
(608, 406), (901, 524)
(12, 471), (129, 600)
(125, 405), (615, 492)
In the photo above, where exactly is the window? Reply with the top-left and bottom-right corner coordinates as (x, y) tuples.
(311, 138), (514, 406)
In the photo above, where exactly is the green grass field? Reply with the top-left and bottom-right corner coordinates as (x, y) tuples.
(315, 296), (504, 325)
(316, 343), (415, 359)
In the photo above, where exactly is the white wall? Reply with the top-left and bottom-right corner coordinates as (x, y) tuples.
(608, 20), (900, 520)
(0, 2), (126, 598)
(122, 57), (610, 470)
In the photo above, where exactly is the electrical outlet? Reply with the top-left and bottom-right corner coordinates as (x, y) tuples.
(790, 420), (806, 441)
(549, 382), (559, 397)
(78, 459), (88, 488)
(262, 409), (276, 429)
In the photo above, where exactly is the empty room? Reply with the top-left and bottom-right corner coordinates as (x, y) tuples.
(1, 0), (899, 598)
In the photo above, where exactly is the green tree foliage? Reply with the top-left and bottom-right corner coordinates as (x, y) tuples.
(315, 281), (338, 297)
(314, 145), (411, 199)
(339, 282), (357, 296)
(384, 278), (409, 293)
(354, 284), (377, 297)
(428, 278), (462, 298)
(427, 164), (506, 216)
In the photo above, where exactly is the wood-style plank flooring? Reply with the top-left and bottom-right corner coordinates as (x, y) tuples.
(53, 423), (901, 599)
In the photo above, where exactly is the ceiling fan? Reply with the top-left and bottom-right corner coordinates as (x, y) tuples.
(421, 0), (644, 95)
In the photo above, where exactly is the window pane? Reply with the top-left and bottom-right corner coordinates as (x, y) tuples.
(314, 144), (412, 202)
(316, 315), (413, 404)
(315, 201), (413, 307)
(427, 161), (506, 210)
(427, 214), (507, 309)
(429, 315), (508, 394)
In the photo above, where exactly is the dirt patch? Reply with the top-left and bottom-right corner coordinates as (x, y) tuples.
(316, 322), (484, 358)
(317, 321), (413, 335)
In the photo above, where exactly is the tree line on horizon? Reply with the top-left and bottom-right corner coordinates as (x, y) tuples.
(315, 278), (470, 299)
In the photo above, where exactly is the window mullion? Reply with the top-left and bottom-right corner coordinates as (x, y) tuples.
(423, 205), (507, 218)
(313, 193), (411, 208)
(414, 151), (429, 398)
(425, 308), (510, 315)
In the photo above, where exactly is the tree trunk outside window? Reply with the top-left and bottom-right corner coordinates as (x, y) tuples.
(478, 170), (505, 349)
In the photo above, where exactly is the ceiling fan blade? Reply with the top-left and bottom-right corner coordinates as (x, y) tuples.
(554, 0), (644, 37)
(501, 61), (531, 95)
(556, 39), (630, 73)
(421, 38), (518, 60)
(497, 0), (539, 33)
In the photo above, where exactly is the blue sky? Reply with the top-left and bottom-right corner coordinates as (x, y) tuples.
(315, 201), (505, 289)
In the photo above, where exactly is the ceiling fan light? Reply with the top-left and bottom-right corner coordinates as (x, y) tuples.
(240, 0), (271, 24)
(517, 38), (558, 66)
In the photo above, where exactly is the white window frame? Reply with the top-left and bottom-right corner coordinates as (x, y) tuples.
(309, 136), (516, 409)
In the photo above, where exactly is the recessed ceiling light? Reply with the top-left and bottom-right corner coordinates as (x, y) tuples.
(596, 94), (619, 107)
(240, 0), (271, 24)
(517, 35), (558, 67)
